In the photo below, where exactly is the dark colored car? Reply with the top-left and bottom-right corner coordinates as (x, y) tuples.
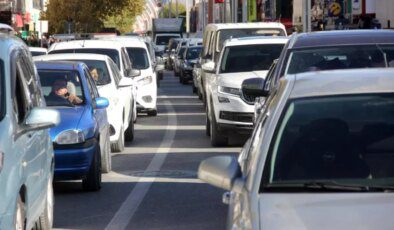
(166, 38), (182, 70)
(179, 46), (202, 84)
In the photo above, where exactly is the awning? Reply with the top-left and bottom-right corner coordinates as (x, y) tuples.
(16, 14), (23, 27)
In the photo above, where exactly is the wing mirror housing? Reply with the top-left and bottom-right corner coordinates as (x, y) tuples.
(94, 97), (109, 109)
(202, 61), (216, 74)
(241, 77), (269, 98)
(155, 64), (165, 72)
(25, 107), (60, 130)
(198, 156), (241, 191)
(128, 69), (141, 78)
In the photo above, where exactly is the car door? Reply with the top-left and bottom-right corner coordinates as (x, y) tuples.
(12, 50), (46, 214)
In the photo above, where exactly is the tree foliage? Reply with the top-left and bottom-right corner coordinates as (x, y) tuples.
(41, 0), (144, 34)
(160, 3), (186, 18)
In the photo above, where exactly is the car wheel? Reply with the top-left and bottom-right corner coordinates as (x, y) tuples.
(192, 85), (197, 93)
(147, 109), (157, 116)
(210, 109), (228, 147)
(82, 144), (102, 191)
(198, 90), (203, 100)
(205, 108), (211, 137)
(33, 178), (54, 230)
(111, 126), (125, 152)
(15, 196), (25, 230)
(125, 118), (134, 142)
(101, 135), (112, 173)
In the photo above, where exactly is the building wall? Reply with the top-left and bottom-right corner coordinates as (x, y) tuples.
(375, 0), (394, 28)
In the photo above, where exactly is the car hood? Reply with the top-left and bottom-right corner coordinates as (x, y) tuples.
(259, 193), (394, 230)
(218, 70), (268, 88)
(49, 106), (86, 140)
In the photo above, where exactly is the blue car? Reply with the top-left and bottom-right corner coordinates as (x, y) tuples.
(35, 61), (111, 191)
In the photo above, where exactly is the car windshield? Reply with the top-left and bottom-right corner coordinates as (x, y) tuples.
(69, 60), (111, 86)
(31, 51), (46, 56)
(186, 47), (202, 60)
(38, 69), (85, 106)
(266, 94), (394, 189)
(156, 35), (180, 46)
(169, 40), (180, 50)
(286, 45), (394, 74)
(178, 47), (186, 57)
(217, 28), (286, 51)
(220, 44), (284, 73)
(126, 48), (149, 69)
(50, 48), (120, 69)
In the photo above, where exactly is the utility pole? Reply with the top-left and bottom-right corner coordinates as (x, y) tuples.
(176, 0), (179, 18)
(186, 0), (190, 37)
(303, 0), (312, 32)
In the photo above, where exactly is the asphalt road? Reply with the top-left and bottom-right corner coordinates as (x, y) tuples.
(53, 71), (244, 230)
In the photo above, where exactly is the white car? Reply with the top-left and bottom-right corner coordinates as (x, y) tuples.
(29, 47), (48, 56)
(200, 68), (394, 230)
(113, 36), (160, 116)
(48, 39), (138, 122)
(34, 53), (136, 153)
(203, 36), (288, 146)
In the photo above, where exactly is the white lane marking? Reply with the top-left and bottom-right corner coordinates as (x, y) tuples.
(157, 103), (203, 106)
(105, 171), (203, 184)
(158, 95), (198, 99)
(158, 112), (205, 116)
(135, 125), (204, 130)
(105, 101), (176, 230)
(120, 147), (242, 154)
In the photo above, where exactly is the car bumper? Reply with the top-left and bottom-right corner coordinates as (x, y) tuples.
(136, 83), (157, 110)
(181, 69), (193, 79)
(53, 138), (97, 180)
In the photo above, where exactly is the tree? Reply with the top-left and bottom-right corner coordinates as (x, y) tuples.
(41, 0), (144, 34)
(160, 2), (186, 18)
(104, 0), (144, 34)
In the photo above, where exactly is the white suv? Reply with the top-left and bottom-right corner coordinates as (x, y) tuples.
(203, 37), (288, 146)
(35, 53), (136, 152)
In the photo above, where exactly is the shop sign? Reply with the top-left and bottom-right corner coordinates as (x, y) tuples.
(328, 0), (343, 17)
(352, 0), (360, 10)
(248, 0), (256, 21)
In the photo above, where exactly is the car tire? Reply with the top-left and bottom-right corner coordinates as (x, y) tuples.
(111, 126), (125, 152)
(205, 109), (211, 137)
(82, 144), (102, 191)
(210, 109), (228, 147)
(125, 118), (134, 142)
(192, 85), (197, 93)
(15, 195), (25, 230)
(198, 90), (203, 100)
(33, 178), (54, 230)
(101, 135), (112, 173)
(147, 109), (158, 116)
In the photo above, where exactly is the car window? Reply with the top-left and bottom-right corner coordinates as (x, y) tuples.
(286, 44), (394, 75)
(126, 47), (149, 69)
(85, 68), (99, 98)
(108, 59), (121, 87)
(0, 59), (4, 121)
(65, 59), (111, 86)
(13, 57), (30, 123)
(220, 44), (284, 73)
(38, 69), (85, 106)
(263, 94), (394, 189)
(121, 48), (132, 72)
(186, 47), (202, 60)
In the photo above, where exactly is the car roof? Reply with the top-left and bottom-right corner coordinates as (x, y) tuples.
(224, 36), (289, 47)
(35, 60), (85, 71)
(29, 47), (47, 52)
(33, 53), (109, 62)
(205, 22), (286, 31)
(110, 37), (147, 49)
(287, 68), (394, 99)
(0, 34), (28, 58)
(49, 39), (124, 52)
(290, 30), (394, 49)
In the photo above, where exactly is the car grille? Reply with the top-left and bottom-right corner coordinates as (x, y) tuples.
(219, 111), (254, 123)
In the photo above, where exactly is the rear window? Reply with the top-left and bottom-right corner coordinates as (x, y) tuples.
(126, 48), (149, 69)
(70, 60), (111, 85)
(49, 48), (120, 69)
(186, 47), (202, 60)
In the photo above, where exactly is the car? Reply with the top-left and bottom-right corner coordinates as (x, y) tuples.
(199, 68), (394, 230)
(0, 34), (59, 230)
(35, 61), (111, 191)
(203, 36), (288, 146)
(29, 47), (48, 56)
(192, 57), (203, 99)
(173, 45), (187, 77)
(200, 22), (287, 103)
(114, 36), (163, 116)
(179, 45), (202, 84)
(34, 53), (135, 153)
(251, 30), (394, 118)
(166, 38), (183, 70)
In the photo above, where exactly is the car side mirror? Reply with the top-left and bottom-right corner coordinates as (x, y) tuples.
(94, 97), (109, 109)
(129, 69), (141, 78)
(198, 156), (241, 191)
(241, 77), (268, 98)
(155, 64), (165, 72)
(25, 107), (60, 130)
(202, 61), (216, 74)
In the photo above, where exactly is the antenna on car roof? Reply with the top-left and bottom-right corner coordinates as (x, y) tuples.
(82, 39), (86, 48)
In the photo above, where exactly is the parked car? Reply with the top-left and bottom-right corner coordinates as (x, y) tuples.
(114, 36), (163, 116)
(35, 61), (111, 191)
(174, 45), (187, 77)
(200, 22), (287, 103)
(246, 29), (394, 120)
(203, 36), (288, 146)
(47, 39), (139, 120)
(179, 45), (202, 84)
(34, 53), (135, 153)
(200, 68), (394, 230)
(192, 57), (203, 99)
(166, 38), (183, 70)
(0, 35), (59, 230)
(29, 47), (47, 56)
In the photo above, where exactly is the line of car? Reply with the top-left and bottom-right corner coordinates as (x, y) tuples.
(194, 24), (394, 229)
(0, 33), (164, 229)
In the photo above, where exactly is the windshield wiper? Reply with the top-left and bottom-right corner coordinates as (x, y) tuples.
(266, 181), (394, 192)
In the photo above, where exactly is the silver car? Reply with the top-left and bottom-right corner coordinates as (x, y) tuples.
(0, 34), (59, 229)
(200, 68), (394, 229)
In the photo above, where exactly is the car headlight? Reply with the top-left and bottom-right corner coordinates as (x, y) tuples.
(218, 86), (241, 96)
(55, 130), (85, 145)
(137, 76), (153, 86)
